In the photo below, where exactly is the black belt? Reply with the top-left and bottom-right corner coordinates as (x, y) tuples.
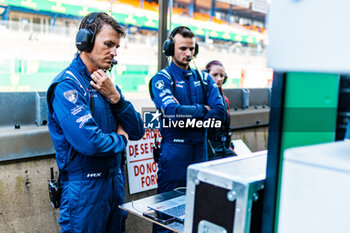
(60, 168), (118, 182)
(163, 137), (205, 144)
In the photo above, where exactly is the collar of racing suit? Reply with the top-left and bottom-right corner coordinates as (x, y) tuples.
(169, 61), (193, 79)
(73, 52), (93, 83)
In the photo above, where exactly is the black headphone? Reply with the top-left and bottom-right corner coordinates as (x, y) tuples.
(205, 60), (228, 84)
(163, 26), (199, 57)
(76, 12), (103, 52)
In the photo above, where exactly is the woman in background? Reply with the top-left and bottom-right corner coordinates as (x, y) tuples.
(205, 60), (236, 160)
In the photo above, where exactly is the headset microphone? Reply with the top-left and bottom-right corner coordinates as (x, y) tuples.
(102, 59), (118, 72)
(186, 57), (192, 61)
(105, 59), (118, 72)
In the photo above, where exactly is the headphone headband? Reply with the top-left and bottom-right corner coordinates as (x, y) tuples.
(86, 12), (100, 25)
(169, 26), (192, 39)
(83, 12), (100, 36)
(205, 60), (223, 72)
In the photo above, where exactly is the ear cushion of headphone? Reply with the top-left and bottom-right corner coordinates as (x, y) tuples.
(76, 28), (94, 52)
(223, 74), (228, 84)
(163, 39), (174, 56)
(194, 42), (199, 57)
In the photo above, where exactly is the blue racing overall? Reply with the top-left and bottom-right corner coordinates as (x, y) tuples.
(47, 53), (144, 233)
(151, 61), (225, 191)
(151, 61), (225, 233)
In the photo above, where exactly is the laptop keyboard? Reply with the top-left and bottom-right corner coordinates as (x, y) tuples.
(163, 204), (185, 217)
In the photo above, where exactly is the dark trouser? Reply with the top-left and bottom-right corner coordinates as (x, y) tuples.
(59, 168), (126, 233)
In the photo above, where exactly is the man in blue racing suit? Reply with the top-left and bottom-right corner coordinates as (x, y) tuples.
(150, 26), (225, 233)
(47, 12), (144, 233)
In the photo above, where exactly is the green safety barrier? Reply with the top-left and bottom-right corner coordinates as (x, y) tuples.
(112, 64), (149, 92)
(1, 0), (259, 44)
(230, 78), (240, 88)
(0, 58), (241, 91)
(0, 59), (150, 92)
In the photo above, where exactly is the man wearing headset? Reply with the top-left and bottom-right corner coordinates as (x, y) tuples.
(150, 26), (225, 232)
(47, 12), (144, 232)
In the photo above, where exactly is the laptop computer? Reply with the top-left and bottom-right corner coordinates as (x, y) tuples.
(147, 195), (186, 222)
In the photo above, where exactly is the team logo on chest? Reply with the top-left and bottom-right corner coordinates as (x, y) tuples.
(176, 80), (184, 88)
(194, 81), (201, 87)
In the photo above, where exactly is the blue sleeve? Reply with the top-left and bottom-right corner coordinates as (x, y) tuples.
(52, 80), (126, 156)
(110, 85), (145, 141)
(151, 73), (208, 120)
(202, 72), (226, 121)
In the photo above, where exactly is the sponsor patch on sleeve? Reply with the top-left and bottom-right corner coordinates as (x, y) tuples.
(155, 80), (164, 90)
(159, 89), (172, 97)
(63, 90), (78, 104)
(161, 95), (174, 102)
(71, 105), (84, 115)
(161, 98), (176, 110)
(76, 113), (92, 128)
